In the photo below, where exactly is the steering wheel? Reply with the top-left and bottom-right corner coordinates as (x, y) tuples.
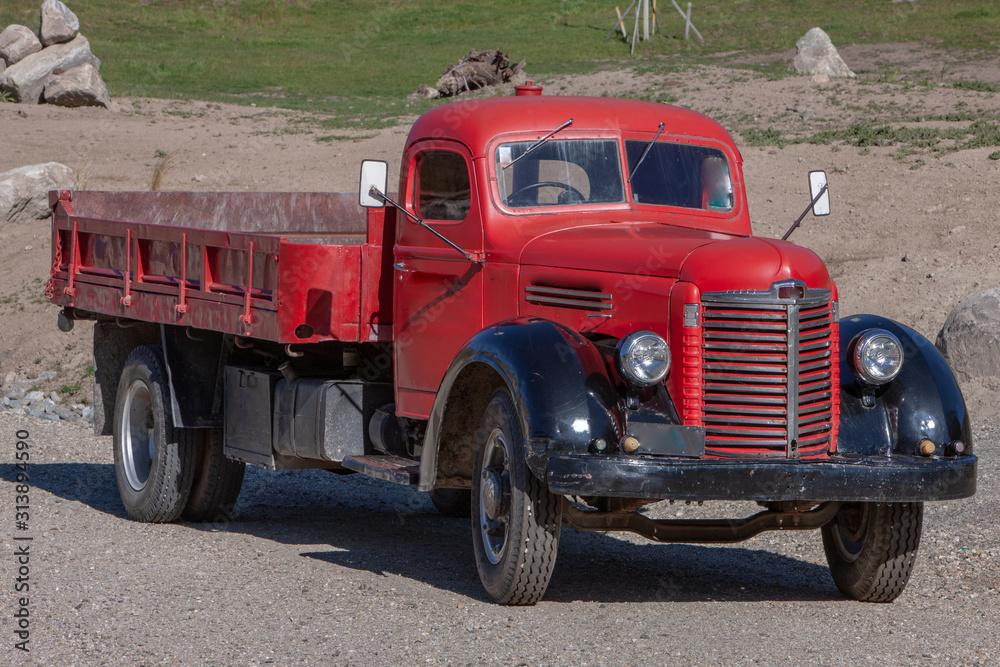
(508, 181), (586, 206)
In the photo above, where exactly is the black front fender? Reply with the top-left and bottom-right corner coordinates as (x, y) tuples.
(418, 318), (622, 491)
(838, 314), (973, 459)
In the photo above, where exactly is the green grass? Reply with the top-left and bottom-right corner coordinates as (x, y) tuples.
(740, 121), (1000, 156)
(2, 0), (1000, 113)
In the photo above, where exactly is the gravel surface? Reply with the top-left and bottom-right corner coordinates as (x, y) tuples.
(1, 411), (995, 666)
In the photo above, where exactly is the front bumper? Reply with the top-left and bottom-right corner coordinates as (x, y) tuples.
(546, 453), (977, 502)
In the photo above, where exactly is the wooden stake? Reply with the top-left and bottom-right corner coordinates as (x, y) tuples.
(670, 0), (704, 44)
(652, 0), (660, 34)
(631, 1), (640, 54)
(684, 2), (691, 41)
(616, 6), (627, 38)
(643, 0), (650, 42)
(607, 0), (638, 40)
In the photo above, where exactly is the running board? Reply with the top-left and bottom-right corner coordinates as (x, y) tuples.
(341, 454), (420, 486)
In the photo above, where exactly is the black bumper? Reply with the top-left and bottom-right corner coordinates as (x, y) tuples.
(546, 453), (977, 502)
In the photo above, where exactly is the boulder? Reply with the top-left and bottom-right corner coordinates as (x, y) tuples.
(0, 24), (42, 66)
(792, 27), (855, 79)
(0, 33), (99, 103)
(43, 62), (110, 109)
(936, 287), (1000, 382)
(0, 162), (76, 224)
(38, 0), (80, 47)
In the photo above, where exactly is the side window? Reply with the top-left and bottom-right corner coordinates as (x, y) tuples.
(413, 151), (471, 221)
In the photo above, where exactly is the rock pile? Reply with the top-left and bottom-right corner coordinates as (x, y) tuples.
(0, 372), (94, 424)
(409, 49), (526, 100)
(792, 27), (856, 83)
(0, 0), (110, 109)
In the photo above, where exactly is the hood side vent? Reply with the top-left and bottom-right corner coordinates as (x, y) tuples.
(525, 285), (612, 311)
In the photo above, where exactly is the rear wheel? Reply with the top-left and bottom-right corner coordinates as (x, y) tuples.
(429, 488), (472, 518)
(471, 388), (561, 605)
(183, 427), (245, 523)
(113, 345), (196, 522)
(821, 502), (923, 602)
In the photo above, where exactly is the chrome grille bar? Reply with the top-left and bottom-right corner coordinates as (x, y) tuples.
(700, 283), (835, 459)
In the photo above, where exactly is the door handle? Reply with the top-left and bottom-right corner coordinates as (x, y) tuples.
(394, 262), (415, 273)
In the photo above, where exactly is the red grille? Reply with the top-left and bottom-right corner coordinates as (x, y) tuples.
(700, 287), (837, 459)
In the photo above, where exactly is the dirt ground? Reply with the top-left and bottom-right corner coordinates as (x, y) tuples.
(2, 41), (1000, 415)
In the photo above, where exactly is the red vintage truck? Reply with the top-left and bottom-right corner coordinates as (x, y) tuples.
(47, 85), (975, 605)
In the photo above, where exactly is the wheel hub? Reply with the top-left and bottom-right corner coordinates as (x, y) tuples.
(121, 379), (155, 493)
(482, 471), (508, 520)
(479, 427), (512, 565)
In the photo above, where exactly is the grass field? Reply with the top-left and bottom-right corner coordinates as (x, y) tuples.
(2, 0), (999, 117)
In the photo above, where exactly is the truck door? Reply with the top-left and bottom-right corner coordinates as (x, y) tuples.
(393, 141), (484, 418)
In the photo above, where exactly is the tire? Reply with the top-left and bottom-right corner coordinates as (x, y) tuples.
(430, 488), (472, 518)
(821, 502), (923, 602)
(112, 345), (196, 523)
(183, 427), (245, 523)
(471, 388), (562, 605)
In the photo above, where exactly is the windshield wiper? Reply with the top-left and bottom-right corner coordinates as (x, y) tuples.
(627, 122), (665, 183)
(502, 118), (574, 170)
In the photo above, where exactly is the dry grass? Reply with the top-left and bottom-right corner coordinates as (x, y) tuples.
(71, 161), (95, 191)
(148, 151), (174, 191)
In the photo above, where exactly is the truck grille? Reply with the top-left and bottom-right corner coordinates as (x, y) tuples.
(699, 284), (838, 458)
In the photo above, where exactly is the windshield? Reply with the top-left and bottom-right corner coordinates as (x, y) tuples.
(496, 139), (625, 208)
(625, 141), (734, 211)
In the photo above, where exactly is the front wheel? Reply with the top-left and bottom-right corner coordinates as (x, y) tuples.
(821, 502), (923, 602)
(113, 345), (196, 522)
(471, 388), (561, 605)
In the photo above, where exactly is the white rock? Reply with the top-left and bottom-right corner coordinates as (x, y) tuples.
(793, 27), (855, 79)
(0, 162), (76, 224)
(43, 62), (110, 109)
(0, 25), (42, 66)
(39, 0), (80, 47)
(0, 33), (99, 103)
(25, 390), (46, 403)
(937, 287), (1000, 382)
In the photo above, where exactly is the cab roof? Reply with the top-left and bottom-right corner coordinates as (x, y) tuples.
(406, 95), (739, 159)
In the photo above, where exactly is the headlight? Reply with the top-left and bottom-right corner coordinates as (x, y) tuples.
(850, 329), (903, 385)
(616, 331), (670, 387)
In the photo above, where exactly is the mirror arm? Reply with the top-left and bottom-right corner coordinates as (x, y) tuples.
(781, 183), (829, 241)
(368, 186), (481, 263)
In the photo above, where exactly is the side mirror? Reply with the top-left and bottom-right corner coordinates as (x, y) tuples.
(359, 160), (388, 208)
(809, 170), (830, 216)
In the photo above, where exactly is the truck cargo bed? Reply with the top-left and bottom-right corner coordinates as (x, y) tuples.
(46, 190), (395, 343)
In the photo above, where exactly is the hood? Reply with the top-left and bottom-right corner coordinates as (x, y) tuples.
(678, 236), (832, 292)
(519, 223), (831, 291)
(519, 222), (729, 278)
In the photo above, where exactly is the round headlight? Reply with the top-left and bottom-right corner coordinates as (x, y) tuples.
(616, 331), (670, 387)
(851, 329), (903, 385)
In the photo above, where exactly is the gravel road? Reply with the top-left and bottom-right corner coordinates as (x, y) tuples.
(1, 411), (995, 666)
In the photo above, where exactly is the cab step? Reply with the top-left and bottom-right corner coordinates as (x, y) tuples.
(342, 454), (420, 486)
